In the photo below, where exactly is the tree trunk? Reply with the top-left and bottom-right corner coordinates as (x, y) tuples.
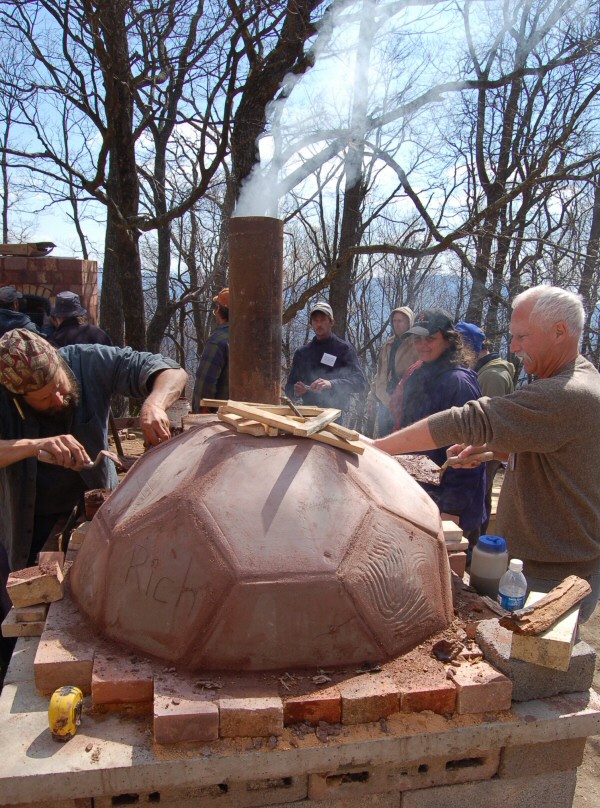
(329, 0), (375, 338)
(86, 0), (145, 349)
(579, 178), (600, 359)
(146, 142), (171, 354)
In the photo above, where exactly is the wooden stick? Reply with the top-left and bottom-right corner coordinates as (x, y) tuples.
(201, 399), (323, 416)
(291, 408), (341, 437)
(327, 422), (360, 441)
(217, 411), (266, 437)
(310, 429), (365, 455)
(223, 401), (299, 434)
(220, 401), (366, 454)
(499, 575), (591, 635)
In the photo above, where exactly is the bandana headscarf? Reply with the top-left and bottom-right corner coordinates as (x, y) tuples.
(0, 329), (60, 394)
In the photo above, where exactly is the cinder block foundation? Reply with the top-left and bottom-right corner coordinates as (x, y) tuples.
(476, 618), (596, 701)
(401, 768), (578, 808)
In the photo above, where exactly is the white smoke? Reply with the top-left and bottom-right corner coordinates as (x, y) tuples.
(232, 0), (467, 219)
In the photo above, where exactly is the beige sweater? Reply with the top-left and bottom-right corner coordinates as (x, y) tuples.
(428, 356), (600, 579)
(370, 337), (419, 407)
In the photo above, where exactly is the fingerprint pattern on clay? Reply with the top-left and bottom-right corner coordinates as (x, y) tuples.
(351, 524), (437, 644)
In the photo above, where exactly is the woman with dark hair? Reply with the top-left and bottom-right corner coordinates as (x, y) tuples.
(399, 309), (485, 544)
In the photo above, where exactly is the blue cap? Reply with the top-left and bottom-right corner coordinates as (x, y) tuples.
(455, 321), (485, 354)
(477, 534), (507, 553)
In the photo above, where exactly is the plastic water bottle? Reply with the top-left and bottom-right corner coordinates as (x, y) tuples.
(497, 559), (528, 611)
(469, 535), (508, 598)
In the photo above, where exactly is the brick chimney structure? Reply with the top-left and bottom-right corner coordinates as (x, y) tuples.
(0, 255), (99, 324)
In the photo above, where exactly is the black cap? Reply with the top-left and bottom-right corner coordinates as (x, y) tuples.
(406, 308), (454, 336)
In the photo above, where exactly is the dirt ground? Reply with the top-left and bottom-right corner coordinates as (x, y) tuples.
(573, 606), (600, 806)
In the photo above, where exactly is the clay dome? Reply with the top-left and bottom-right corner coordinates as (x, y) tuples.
(71, 421), (453, 671)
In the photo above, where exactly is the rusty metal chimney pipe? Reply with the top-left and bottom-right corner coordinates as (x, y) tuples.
(229, 216), (283, 404)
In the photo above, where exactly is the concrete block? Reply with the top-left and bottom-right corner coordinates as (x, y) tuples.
(33, 596), (95, 694)
(448, 552), (466, 578)
(93, 776), (307, 808)
(230, 775), (308, 806)
(92, 651), (154, 707)
(283, 687), (341, 725)
(452, 660), (512, 714)
(2, 637), (39, 685)
(401, 768), (577, 808)
(153, 671), (219, 744)
(2, 608), (45, 637)
(476, 618), (596, 701)
(308, 748), (499, 800)
(2, 801), (91, 808)
(510, 592), (579, 671)
(219, 696), (284, 738)
(272, 794), (401, 808)
(338, 673), (399, 724)
(399, 678), (456, 715)
(499, 737), (586, 778)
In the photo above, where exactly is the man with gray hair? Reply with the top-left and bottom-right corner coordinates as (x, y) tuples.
(373, 286), (600, 622)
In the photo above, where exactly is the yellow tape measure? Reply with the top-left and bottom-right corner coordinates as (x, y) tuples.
(48, 686), (83, 741)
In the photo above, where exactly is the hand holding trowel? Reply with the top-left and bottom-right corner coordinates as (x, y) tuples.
(37, 447), (137, 473)
(439, 448), (494, 480)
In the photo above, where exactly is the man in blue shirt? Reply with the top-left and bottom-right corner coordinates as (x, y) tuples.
(192, 288), (230, 413)
(0, 328), (188, 685)
(0, 328), (188, 569)
(285, 301), (367, 413)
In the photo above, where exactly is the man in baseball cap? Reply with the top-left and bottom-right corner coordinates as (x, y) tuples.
(285, 299), (367, 414)
(0, 286), (38, 337)
(309, 301), (333, 319)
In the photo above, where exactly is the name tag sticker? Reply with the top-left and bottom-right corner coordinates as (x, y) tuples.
(321, 352), (337, 367)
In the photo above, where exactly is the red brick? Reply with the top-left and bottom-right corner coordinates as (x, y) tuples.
(219, 695), (284, 737)
(400, 679), (456, 715)
(153, 672), (219, 744)
(283, 687), (341, 725)
(33, 595), (95, 694)
(92, 651), (153, 707)
(452, 660), (512, 714)
(338, 673), (399, 725)
(448, 552), (466, 578)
